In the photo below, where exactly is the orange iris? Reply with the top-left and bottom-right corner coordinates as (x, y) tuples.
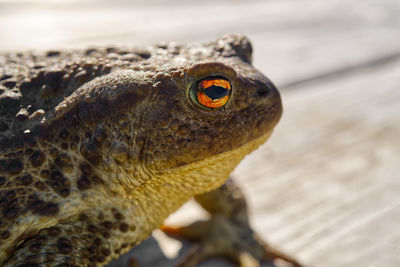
(197, 78), (231, 109)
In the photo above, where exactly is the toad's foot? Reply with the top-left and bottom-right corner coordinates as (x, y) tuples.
(162, 218), (302, 267)
(161, 179), (304, 267)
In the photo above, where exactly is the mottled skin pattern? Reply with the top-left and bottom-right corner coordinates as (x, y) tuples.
(0, 35), (283, 266)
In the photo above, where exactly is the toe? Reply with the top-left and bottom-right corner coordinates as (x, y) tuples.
(175, 245), (214, 267)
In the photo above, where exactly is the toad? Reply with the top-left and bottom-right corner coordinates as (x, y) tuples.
(0, 34), (301, 267)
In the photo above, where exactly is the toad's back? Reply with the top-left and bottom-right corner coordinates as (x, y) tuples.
(0, 35), (282, 266)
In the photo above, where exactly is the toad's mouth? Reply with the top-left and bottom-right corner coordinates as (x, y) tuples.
(164, 126), (274, 170)
(161, 129), (273, 188)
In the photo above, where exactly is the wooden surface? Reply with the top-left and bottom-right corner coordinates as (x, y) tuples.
(1, 0), (399, 266)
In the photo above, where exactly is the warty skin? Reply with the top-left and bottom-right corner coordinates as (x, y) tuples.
(0, 34), (281, 266)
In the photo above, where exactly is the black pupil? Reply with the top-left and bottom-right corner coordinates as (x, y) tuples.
(204, 85), (229, 100)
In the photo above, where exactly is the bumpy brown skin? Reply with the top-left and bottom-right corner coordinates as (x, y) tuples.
(0, 34), (282, 266)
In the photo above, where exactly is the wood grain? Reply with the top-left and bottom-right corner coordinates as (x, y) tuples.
(1, 0), (399, 266)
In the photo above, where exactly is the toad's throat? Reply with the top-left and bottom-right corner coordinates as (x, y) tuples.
(127, 129), (274, 239)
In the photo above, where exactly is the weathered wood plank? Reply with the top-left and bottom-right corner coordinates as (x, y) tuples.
(1, 0), (399, 266)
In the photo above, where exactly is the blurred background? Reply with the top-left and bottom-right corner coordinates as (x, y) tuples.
(1, 0), (399, 266)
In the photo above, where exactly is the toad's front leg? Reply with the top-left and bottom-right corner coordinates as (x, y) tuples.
(162, 179), (304, 267)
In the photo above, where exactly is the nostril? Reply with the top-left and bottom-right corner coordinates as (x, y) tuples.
(256, 86), (269, 97)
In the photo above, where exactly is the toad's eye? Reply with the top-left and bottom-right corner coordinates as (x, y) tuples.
(191, 77), (232, 109)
